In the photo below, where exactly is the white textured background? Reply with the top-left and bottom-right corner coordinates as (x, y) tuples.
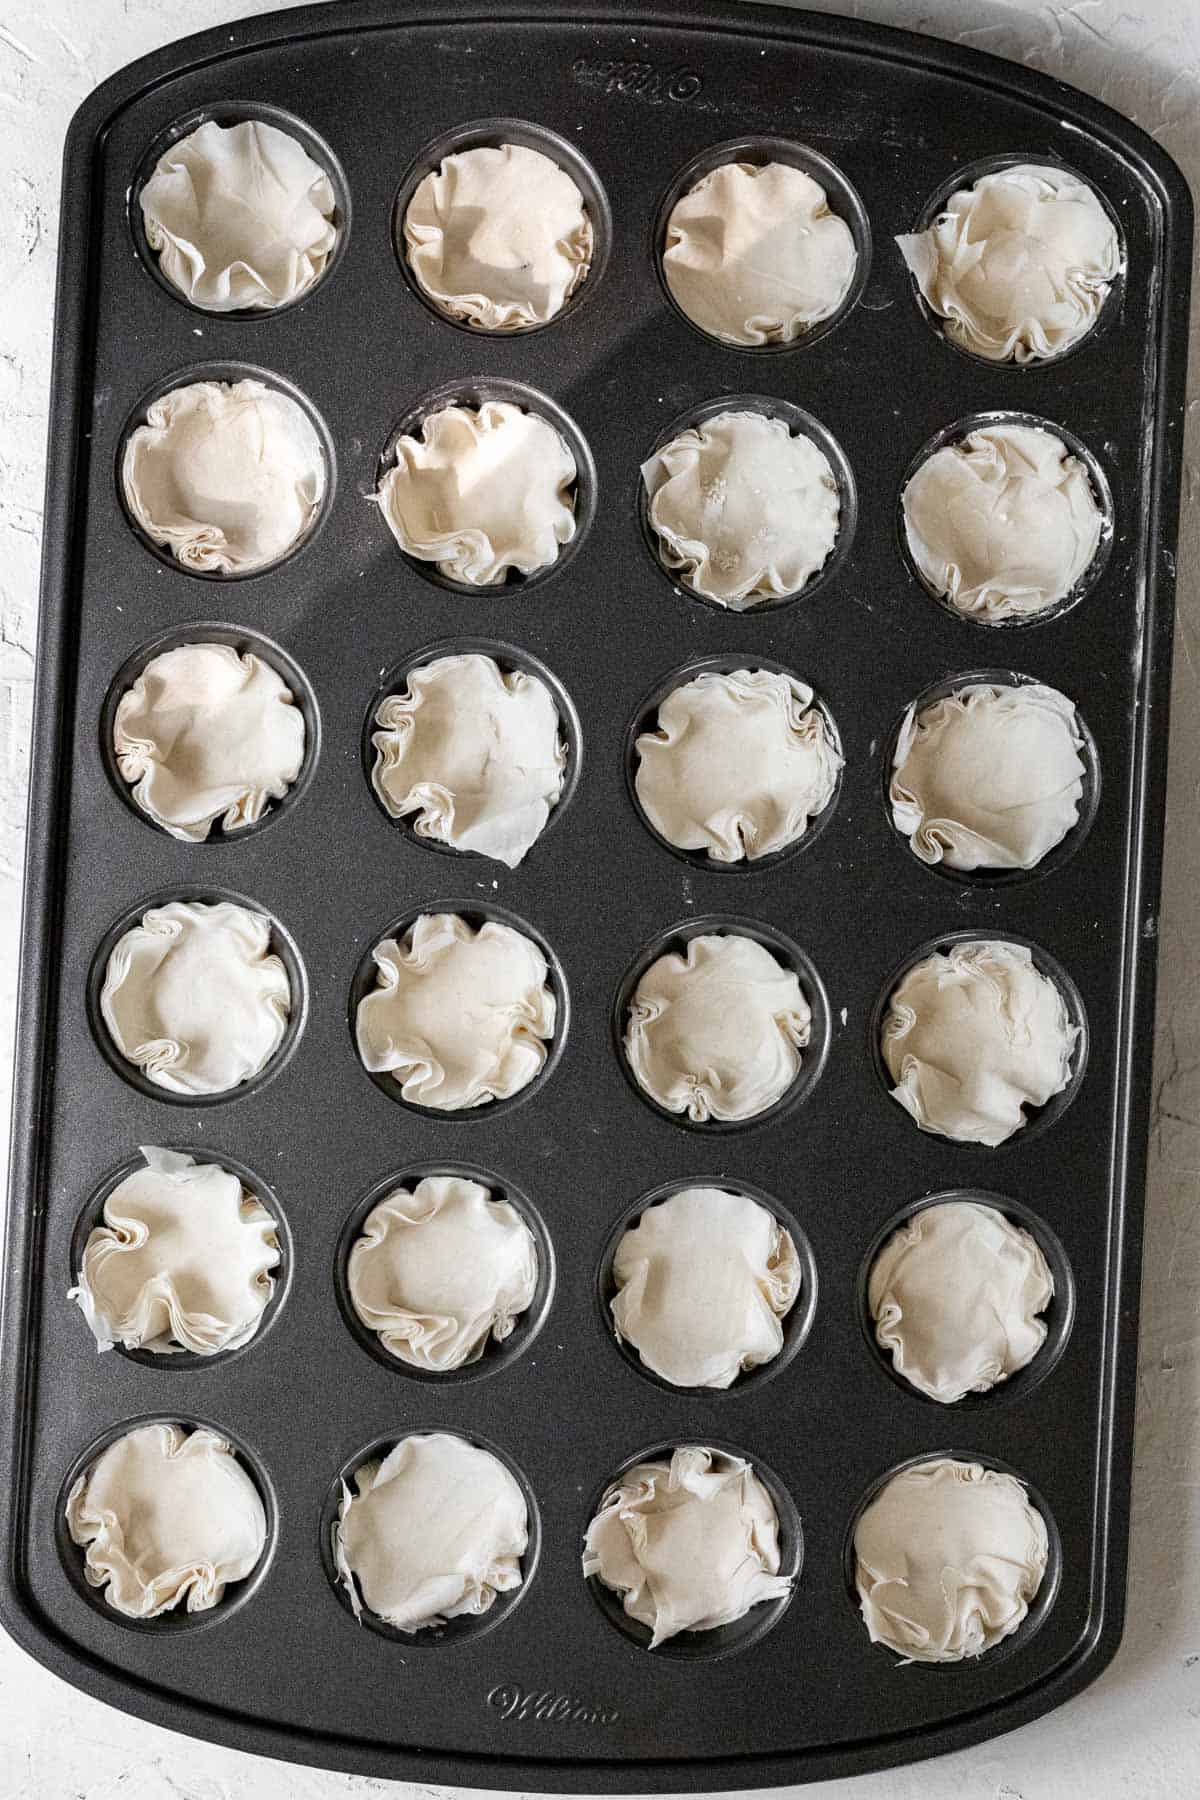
(1, 1), (1196, 1796)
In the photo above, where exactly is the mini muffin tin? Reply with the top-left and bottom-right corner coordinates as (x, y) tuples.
(1, 0), (1191, 1787)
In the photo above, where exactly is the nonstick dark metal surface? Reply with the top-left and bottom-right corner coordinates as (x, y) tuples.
(1, 0), (1192, 1787)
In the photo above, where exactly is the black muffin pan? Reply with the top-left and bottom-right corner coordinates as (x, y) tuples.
(1, 0), (1191, 1787)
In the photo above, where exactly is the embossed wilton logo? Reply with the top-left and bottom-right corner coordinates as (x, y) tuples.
(487, 1683), (620, 1726)
(571, 56), (702, 103)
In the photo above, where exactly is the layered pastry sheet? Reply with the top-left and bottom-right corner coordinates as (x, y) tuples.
(66, 1423), (267, 1619)
(881, 939), (1078, 1146)
(139, 118), (338, 312)
(370, 652), (566, 866)
(853, 1457), (1049, 1661)
(334, 1432), (528, 1632)
(403, 141), (593, 329)
(583, 1445), (792, 1646)
(896, 163), (1121, 362)
(347, 1174), (538, 1372)
(72, 1148), (280, 1357)
(662, 160), (857, 344)
(122, 379), (325, 574)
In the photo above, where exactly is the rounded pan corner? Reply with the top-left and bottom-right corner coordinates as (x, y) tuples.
(63, 2), (344, 160)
